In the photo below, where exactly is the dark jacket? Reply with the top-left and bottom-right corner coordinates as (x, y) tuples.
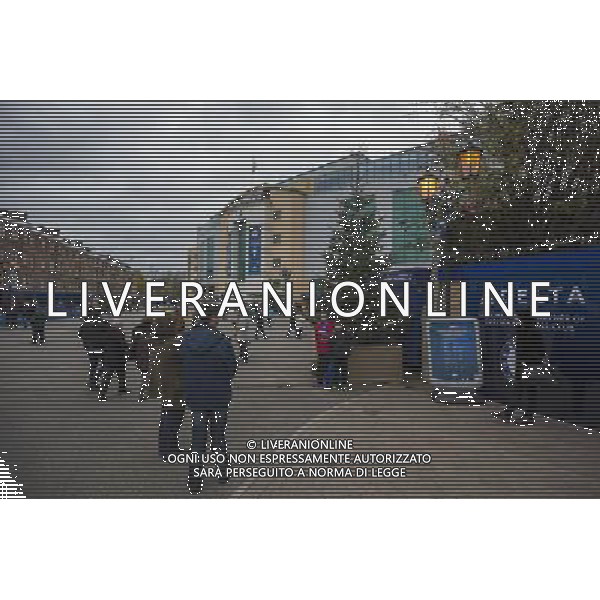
(515, 316), (546, 377)
(160, 340), (183, 403)
(78, 319), (112, 352)
(130, 321), (153, 371)
(181, 325), (237, 411)
(98, 325), (128, 368)
(29, 307), (47, 329)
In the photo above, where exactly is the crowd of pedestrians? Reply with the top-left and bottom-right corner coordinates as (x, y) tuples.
(4, 289), (554, 499)
(77, 306), (237, 494)
(72, 302), (348, 493)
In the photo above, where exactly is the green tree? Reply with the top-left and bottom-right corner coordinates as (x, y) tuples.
(436, 101), (600, 260)
(324, 192), (390, 338)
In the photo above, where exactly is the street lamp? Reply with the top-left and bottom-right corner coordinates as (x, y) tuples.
(458, 144), (482, 178)
(417, 170), (446, 314)
(418, 173), (441, 199)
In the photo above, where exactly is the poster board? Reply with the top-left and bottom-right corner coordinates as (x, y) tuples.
(423, 317), (483, 387)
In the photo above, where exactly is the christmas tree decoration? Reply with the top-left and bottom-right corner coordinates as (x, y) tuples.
(323, 190), (392, 338)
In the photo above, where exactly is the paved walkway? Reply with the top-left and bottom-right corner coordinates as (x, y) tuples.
(232, 386), (600, 497)
(2, 314), (600, 497)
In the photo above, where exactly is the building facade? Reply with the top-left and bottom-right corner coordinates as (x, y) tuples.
(191, 147), (435, 300)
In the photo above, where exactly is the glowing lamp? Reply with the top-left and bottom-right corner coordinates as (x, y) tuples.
(418, 174), (441, 199)
(458, 145), (482, 177)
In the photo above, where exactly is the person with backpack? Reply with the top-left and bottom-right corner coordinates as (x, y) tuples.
(179, 308), (237, 494)
(96, 322), (129, 401)
(78, 309), (112, 391)
(129, 317), (154, 401)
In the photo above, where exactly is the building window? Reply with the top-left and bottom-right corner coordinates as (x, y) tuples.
(237, 220), (248, 280)
(205, 238), (215, 278)
(247, 225), (262, 276)
(391, 189), (432, 264)
(272, 258), (282, 268)
(272, 209), (282, 220)
(227, 229), (236, 277)
(272, 233), (281, 245)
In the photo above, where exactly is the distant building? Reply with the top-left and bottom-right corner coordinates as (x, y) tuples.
(191, 146), (435, 300)
(0, 210), (138, 309)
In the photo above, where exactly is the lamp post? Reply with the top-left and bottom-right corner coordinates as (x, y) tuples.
(418, 173), (442, 200)
(457, 143), (482, 178)
(456, 144), (483, 218)
(418, 169), (446, 313)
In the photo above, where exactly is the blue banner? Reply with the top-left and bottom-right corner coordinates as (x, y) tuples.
(248, 226), (262, 275)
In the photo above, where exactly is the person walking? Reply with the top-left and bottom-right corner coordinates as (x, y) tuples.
(179, 309), (237, 494)
(23, 302), (35, 330)
(236, 313), (253, 364)
(287, 311), (299, 338)
(254, 306), (267, 340)
(496, 310), (548, 426)
(97, 322), (129, 401)
(78, 310), (112, 391)
(29, 303), (47, 345)
(148, 314), (181, 399)
(157, 319), (186, 460)
(313, 317), (335, 387)
(6, 306), (18, 329)
(129, 317), (154, 401)
(330, 325), (352, 389)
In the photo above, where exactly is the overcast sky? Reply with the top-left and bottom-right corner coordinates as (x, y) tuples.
(0, 101), (461, 270)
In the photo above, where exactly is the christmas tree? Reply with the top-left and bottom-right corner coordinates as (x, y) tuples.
(324, 191), (390, 338)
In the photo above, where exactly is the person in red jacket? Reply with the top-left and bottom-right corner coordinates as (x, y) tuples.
(313, 317), (335, 387)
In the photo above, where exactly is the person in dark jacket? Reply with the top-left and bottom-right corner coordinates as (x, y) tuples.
(497, 310), (547, 426)
(23, 303), (35, 330)
(157, 320), (186, 461)
(6, 307), (18, 329)
(29, 303), (47, 345)
(78, 310), (112, 390)
(130, 317), (154, 401)
(179, 310), (237, 494)
(96, 322), (129, 401)
(254, 310), (267, 340)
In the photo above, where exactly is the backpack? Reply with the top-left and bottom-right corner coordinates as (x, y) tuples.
(180, 326), (237, 381)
